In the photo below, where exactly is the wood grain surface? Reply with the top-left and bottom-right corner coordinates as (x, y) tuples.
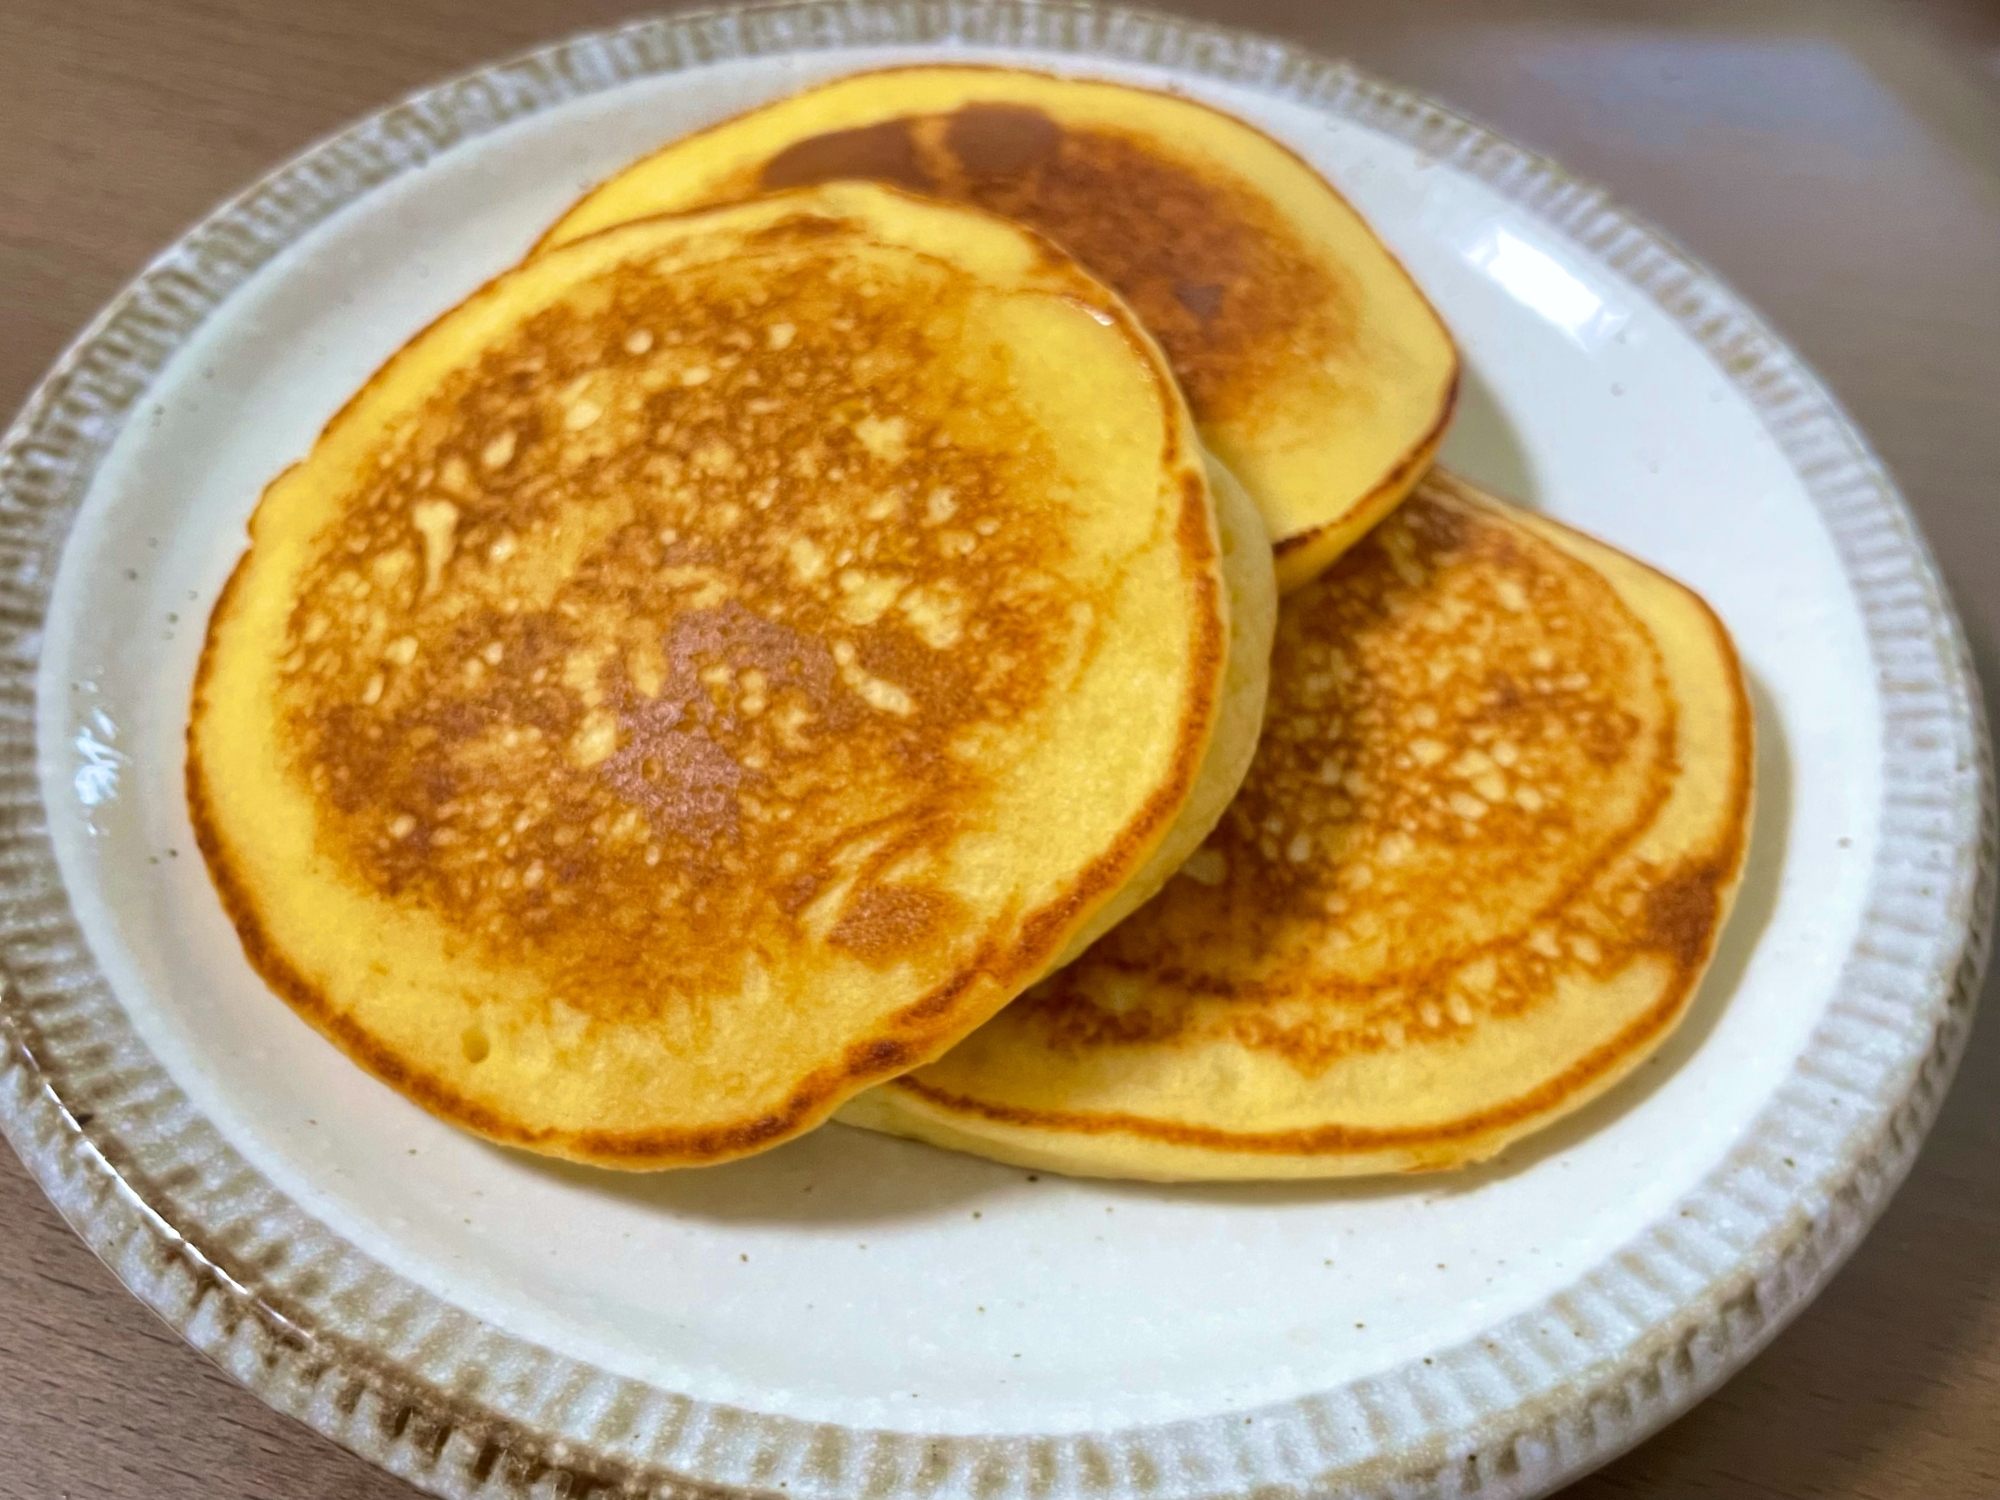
(2, 2), (1997, 1497)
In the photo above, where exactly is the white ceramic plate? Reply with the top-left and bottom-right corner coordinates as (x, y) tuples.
(1, 6), (1989, 1499)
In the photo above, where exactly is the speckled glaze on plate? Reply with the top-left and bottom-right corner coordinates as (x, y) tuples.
(0, 5), (1988, 1499)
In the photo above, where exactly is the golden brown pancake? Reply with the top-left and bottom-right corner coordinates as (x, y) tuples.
(537, 65), (1460, 590)
(840, 470), (1754, 1179)
(188, 183), (1267, 1170)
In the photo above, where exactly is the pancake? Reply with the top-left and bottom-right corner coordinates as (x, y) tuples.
(188, 182), (1271, 1170)
(537, 65), (1460, 590)
(1072, 453), (1276, 963)
(840, 470), (1754, 1179)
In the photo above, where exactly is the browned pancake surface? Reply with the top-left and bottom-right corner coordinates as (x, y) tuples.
(267, 245), (1083, 1023)
(755, 102), (1352, 429)
(848, 474), (1753, 1176)
(1027, 494), (1693, 1064)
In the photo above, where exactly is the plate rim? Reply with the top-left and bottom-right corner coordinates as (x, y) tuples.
(0, 3), (1990, 1499)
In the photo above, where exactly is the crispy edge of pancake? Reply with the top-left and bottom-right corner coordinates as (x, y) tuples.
(533, 63), (1459, 590)
(185, 184), (1238, 1168)
(841, 470), (1755, 1178)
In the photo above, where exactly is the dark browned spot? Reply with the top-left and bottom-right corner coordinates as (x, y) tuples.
(601, 721), (750, 845)
(1645, 861), (1722, 969)
(846, 1036), (912, 1074)
(945, 102), (1061, 176)
(831, 883), (962, 967)
(760, 119), (933, 194)
(937, 108), (1351, 418)
(1175, 282), (1224, 322)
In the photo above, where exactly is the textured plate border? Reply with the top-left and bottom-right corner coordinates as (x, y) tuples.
(0, 4), (1990, 1498)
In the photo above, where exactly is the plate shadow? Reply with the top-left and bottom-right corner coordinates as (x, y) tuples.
(489, 1118), (1010, 1227)
(1437, 359), (1540, 506)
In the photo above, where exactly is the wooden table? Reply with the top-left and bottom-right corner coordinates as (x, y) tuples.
(2, 2), (1996, 1496)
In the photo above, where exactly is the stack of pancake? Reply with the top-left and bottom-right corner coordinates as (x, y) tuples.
(189, 67), (1751, 1180)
